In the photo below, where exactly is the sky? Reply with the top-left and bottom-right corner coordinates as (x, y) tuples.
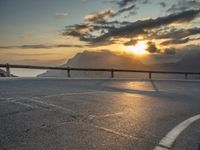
(0, 0), (200, 75)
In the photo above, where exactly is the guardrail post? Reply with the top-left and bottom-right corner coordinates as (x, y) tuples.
(6, 64), (11, 77)
(111, 69), (114, 78)
(185, 73), (188, 79)
(67, 68), (71, 78)
(149, 72), (152, 79)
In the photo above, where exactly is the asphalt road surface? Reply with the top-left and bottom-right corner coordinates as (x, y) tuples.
(0, 78), (200, 150)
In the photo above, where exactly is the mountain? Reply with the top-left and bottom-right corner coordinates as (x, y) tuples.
(38, 49), (200, 78)
(150, 51), (200, 72)
(38, 50), (147, 77)
(66, 50), (145, 68)
(177, 51), (200, 68)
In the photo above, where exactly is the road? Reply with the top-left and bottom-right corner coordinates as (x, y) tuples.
(0, 78), (200, 150)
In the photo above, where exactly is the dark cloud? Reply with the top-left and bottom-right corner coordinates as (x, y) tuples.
(62, 24), (95, 38)
(159, 2), (166, 8)
(161, 38), (190, 45)
(0, 52), (53, 56)
(83, 5), (136, 24)
(154, 27), (200, 40)
(87, 9), (200, 43)
(161, 37), (200, 45)
(105, 0), (147, 17)
(124, 39), (138, 46)
(56, 44), (85, 48)
(113, 4), (136, 16)
(62, 9), (200, 48)
(62, 21), (131, 42)
(116, 0), (148, 8)
(0, 45), (50, 49)
(146, 41), (160, 53)
(21, 45), (51, 49)
(0, 44), (86, 49)
(117, 0), (136, 8)
(168, 0), (200, 13)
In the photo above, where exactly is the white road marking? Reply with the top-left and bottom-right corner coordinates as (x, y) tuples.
(42, 91), (109, 98)
(93, 125), (140, 140)
(87, 112), (124, 120)
(84, 112), (124, 121)
(20, 97), (76, 114)
(8, 100), (37, 109)
(154, 114), (200, 150)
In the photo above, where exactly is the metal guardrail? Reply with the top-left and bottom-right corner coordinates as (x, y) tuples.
(0, 63), (200, 79)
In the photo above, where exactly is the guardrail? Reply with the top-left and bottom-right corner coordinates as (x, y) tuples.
(0, 63), (200, 79)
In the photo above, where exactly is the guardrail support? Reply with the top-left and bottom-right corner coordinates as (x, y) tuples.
(149, 72), (152, 79)
(67, 68), (71, 78)
(6, 64), (11, 77)
(185, 73), (188, 79)
(111, 69), (114, 78)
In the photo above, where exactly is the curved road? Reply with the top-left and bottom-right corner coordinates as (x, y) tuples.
(0, 78), (200, 150)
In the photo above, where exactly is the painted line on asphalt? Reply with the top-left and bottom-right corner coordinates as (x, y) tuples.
(85, 112), (124, 120)
(154, 114), (200, 150)
(20, 97), (76, 114)
(93, 125), (140, 141)
(10, 101), (38, 109)
(42, 91), (109, 98)
(5, 99), (38, 109)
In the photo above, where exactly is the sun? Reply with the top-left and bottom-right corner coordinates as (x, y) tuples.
(126, 41), (148, 55)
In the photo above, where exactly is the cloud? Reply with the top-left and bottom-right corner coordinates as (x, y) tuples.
(1, 52), (53, 56)
(62, 8), (200, 48)
(62, 23), (117, 42)
(55, 12), (69, 17)
(21, 45), (51, 49)
(56, 44), (85, 48)
(86, 9), (200, 43)
(124, 39), (138, 46)
(0, 44), (86, 49)
(113, 4), (136, 16)
(84, 9), (114, 23)
(152, 27), (200, 45)
(154, 27), (200, 40)
(161, 38), (190, 45)
(159, 2), (166, 8)
(0, 45), (49, 49)
(103, 0), (148, 17)
(161, 37), (200, 45)
(104, 0), (145, 17)
(167, 0), (200, 13)
(146, 41), (160, 53)
(116, 0), (148, 8)
(83, 5), (137, 24)
(117, 0), (135, 8)
(63, 24), (94, 38)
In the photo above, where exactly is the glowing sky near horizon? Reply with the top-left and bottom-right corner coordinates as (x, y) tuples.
(0, 0), (199, 72)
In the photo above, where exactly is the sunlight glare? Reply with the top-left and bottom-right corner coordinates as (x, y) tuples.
(127, 41), (148, 55)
